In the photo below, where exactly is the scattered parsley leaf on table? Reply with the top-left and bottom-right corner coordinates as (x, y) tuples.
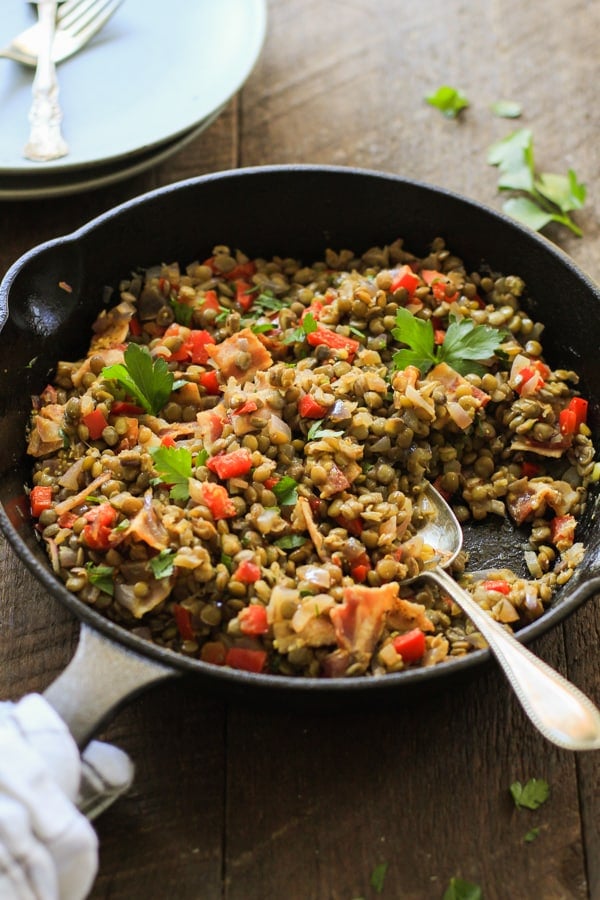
(524, 827), (540, 842)
(102, 342), (174, 415)
(490, 99), (522, 118)
(392, 307), (506, 376)
(425, 85), (469, 118)
(487, 128), (586, 236)
(510, 778), (550, 810)
(370, 862), (388, 894)
(443, 877), (483, 900)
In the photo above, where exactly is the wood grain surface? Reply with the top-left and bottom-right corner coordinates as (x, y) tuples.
(1, 2), (599, 898)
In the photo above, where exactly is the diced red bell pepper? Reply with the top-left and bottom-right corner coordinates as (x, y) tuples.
(306, 326), (360, 361)
(392, 628), (426, 663)
(82, 503), (117, 550)
(390, 264), (420, 296)
(232, 559), (262, 584)
(225, 646), (267, 673)
(559, 408), (577, 437)
(350, 552), (372, 583)
(298, 393), (329, 418)
(173, 604), (195, 641)
(334, 515), (363, 536)
(235, 281), (254, 311)
(481, 579), (511, 595)
(207, 448), (253, 479)
(128, 316), (143, 336)
(82, 409), (109, 440)
(421, 269), (459, 303)
(189, 329), (216, 364)
(568, 397), (588, 428)
(200, 482), (237, 519)
(161, 434), (177, 447)
(30, 485), (53, 518)
(302, 300), (324, 321)
(232, 399), (258, 416)
(199, 370), (221, 395)
(111, 400), (145, 415)
(200, 289), (221, 312)
(238, 605), (269, 635)
(550, 514), (576, 549)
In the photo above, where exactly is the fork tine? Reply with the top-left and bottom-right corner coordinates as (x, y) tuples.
(56, 0), (95, 25)
(59, 0), (123, 35)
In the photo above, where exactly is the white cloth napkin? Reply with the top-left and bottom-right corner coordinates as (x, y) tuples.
(0, 694), (133, 900)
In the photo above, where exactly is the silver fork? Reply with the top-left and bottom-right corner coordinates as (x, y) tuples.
(1, 0), (124, 67)
(21, 0), (123, 162)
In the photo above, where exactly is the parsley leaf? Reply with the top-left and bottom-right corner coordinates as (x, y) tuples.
(150, 445), (193, 501)
(306, 419), (344, 440)
(283, 312), (318, 344)
(426, 85), (469, 118)
(443, 877), (483, 900)
(85, 563), (115, 596)
(524, 827), (540, 843)
(274, 534), (308, 550)
(488, 128), (585, 237)
(370, 862), (388, 894)
(271, 475), (298, 505)
(490, 99), (522, 119)
(392, 308), (505, 376)
(102, 343), (174, 415)
(149, 548), (176, 579)
(510, 778), (550, 810)
(169, 298), (194, 326)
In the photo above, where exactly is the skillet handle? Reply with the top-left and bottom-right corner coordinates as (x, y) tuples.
(43, 623), (177, 748)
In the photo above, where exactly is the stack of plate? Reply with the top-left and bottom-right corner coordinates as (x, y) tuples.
(0, 0), (267, 200)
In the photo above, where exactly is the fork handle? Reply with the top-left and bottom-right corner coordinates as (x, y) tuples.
(23, 0), (68, 161)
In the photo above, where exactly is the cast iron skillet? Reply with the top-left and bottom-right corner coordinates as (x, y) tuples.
(1, 165), (599, 744)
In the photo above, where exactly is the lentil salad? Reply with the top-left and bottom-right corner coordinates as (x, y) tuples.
(27, 238), (597, 678)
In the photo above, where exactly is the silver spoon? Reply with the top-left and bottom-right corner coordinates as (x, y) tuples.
(411, 483), (600, 751)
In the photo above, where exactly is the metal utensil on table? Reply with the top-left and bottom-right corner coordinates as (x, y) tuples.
(1, 0), (123, 66)
(411, 483), (600, 751)
(23, 0), (68, 161)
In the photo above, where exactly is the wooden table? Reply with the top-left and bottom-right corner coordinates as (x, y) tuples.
(1, 2), (599, 897)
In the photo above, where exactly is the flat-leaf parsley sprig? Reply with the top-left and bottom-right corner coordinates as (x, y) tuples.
(102, 342), (177, 416)
(391, 307), (506, 376)
(488, 128), (586, 237)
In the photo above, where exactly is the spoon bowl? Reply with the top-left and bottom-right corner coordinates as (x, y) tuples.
(412, 483), (600, 751)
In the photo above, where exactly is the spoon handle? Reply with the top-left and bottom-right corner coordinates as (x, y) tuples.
(423, 566), (600, 751)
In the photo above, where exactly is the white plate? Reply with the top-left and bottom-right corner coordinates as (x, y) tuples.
(0, 105), (226, 201)
(0, 0), (266, 175)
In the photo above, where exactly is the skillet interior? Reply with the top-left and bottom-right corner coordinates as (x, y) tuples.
(1, 165), (599, 706)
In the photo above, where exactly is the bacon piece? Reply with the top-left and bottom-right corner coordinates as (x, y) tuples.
(205, 327), (273, 383)
(121, 491), (169, 550)
(387, 598), (435, 633)
(330, 582), (399, 672)
(507, 478), (579, 525)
